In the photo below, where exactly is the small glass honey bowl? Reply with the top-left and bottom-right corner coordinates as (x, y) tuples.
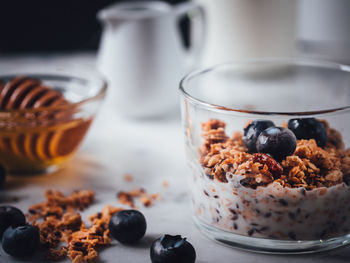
(0, 65), (107, 174)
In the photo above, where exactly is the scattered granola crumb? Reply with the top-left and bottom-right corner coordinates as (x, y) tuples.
(117, 191), (135, 208)
(149, 193), (161, 201)
(27, 190), (122, 263)
(46, 246), (68, 261)
(162, 181), (169, 188)
(117, 188), (161, 208)
(124, 174), (133, 182)
(28, 189), (95, 221)
(128, 188), (146, 197)
(139, 195), (152, 207)
(67, 205), (123, 263)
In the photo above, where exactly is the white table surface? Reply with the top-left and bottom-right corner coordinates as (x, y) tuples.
(0, 53), (350, 263)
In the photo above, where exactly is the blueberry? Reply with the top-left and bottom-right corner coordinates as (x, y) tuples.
(0, 206), (26, 238)
(0, 165), (5, 187)
(256, 127), (297, 162)
(150, 234), (196, 263)
(108, 209), (146, 244)
(243, 120), (275, 152)
(2, 224), (40, 257)
(288, 118), (327, 147)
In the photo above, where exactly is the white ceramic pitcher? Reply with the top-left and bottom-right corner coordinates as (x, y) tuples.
(97, 1), (205, 118)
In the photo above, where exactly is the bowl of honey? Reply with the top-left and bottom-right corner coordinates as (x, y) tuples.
(0, 64), (107, 174)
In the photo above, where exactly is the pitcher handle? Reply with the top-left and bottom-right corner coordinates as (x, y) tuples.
(174, 2), (206, 70)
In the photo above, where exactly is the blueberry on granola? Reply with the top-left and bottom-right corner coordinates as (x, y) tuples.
(243, 120), (275, 152)
(108, 209), (146, 244)
(256, 127), (297, 162)
(0, 206), (26, 238)
(288, 118), (328, 147)
(2, 224), (40, 257)
(150, 234), (196, 263)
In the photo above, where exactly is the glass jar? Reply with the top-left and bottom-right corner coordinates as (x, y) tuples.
(180, 58), (350, 253)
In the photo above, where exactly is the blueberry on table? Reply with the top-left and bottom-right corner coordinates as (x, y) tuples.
(2, 224), (40, 257)
(150, 234), (196, 263)
(243, 120), (275, 153)
(256, 127), (297, 162)
(288, 118), (328, 147)
(0, 165), (5, 187)
(108, 209), (146, 244)
(0, 206), (26, 238)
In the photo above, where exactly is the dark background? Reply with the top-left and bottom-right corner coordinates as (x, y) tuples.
(0, 0), (189, 53)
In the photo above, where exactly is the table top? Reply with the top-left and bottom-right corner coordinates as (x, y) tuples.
(1, 53), (350, 263)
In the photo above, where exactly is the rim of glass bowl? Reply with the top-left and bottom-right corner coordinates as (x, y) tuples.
(0, 64), (107, 115)
(179, 57), (350, 117)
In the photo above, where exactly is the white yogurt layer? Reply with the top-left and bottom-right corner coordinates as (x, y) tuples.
(190, 163), (350, 240)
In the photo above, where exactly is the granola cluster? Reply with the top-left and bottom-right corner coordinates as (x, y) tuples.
(200, 119), (350, 190)
(27, 190), (122, 263)
(66, 205), (122, 263)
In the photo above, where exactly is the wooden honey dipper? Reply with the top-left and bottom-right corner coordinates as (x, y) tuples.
(0, 76), (91, 166)
(0, 76), (68, 110)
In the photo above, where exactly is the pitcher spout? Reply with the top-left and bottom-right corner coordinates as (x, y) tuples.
(97, 6), (125, 28)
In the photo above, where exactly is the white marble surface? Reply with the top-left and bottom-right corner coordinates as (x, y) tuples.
(0, 53), (350, 262)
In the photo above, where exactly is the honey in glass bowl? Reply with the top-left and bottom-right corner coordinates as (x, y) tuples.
(0, 67), (106, 174)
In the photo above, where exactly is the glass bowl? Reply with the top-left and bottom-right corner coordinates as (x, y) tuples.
(179, 58), (350, 254)
(0, 64), (107, 175)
